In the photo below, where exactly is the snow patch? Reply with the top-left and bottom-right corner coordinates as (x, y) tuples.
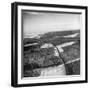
(63, 33), (79, 38)
(41, 43), (54, 48)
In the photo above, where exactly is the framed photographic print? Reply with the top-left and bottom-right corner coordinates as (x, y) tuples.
(11, 2), (88, 87)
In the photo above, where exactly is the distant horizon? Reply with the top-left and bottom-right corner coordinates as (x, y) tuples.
(22, 11), (81, 38)
(24, 29), (80, 38)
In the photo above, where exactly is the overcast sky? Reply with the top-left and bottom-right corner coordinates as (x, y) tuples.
(22, 11), (80, 38)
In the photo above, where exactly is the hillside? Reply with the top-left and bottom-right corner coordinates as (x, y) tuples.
(23, 30), (80, 77)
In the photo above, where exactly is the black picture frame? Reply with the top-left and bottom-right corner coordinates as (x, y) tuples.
(11, 2), (88, 87)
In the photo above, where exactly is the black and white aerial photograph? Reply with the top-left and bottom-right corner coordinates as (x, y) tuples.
(22, 11), (80, 78)
(11, 2), (87, 87)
